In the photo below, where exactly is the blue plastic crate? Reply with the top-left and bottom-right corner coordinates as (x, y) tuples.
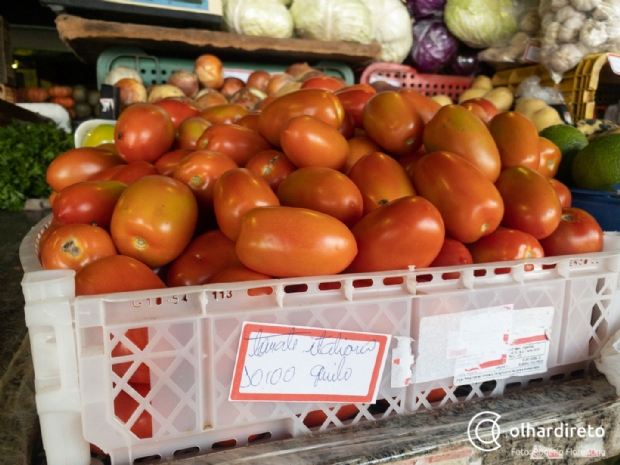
(570, 187), (620, 232)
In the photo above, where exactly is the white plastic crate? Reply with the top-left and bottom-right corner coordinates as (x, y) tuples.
(19, 215), (620, 465)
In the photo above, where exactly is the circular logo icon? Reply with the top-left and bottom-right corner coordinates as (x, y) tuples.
(467, 411), (502, 451)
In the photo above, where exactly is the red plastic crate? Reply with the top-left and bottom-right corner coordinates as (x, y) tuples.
(360, 62), (474, 101)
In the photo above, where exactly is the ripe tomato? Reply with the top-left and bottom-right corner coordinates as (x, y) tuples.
(114, 103), (175, 164)
(87, 164), (126, 182)
(110, 175), (198, 268)
(40, 223), (117, 271)
(198, 103), (249, 125)
(114, 384), (152, 439)
(166, 230), (241, 287)
(280, 115), (349, 170)
(172, 150), (238, 210)
(154, 98), (200, 128)
(461, 98), (499, 120)
(111, 328), (150, 384)
(548, 177), (572, 208)
(52, 180), (126, 229)
(108, 161), (159, 185)
(334, 85), (376, 128)
(236, 112), (260, 132)
(429, 238), (474, 279)
(195, 123), (271, 166)
(537, 136), (562, 178)
(348, 151), (416, 215)
(38, 218), (64, 256)
(423, 105), (501, 182)
(301, 75), (345, 91)
(257, 88), (345, 146)
(75, 255), (166, 296)
(460, 100), (490, 123)
(538, 207), (603, 257)
(46, 147), (124, 192)
(338, 111), (356, 139)
(154, 148), (193, 176)
(245, 149), (296, 191)
(213, 168), (280, 241)
(347, 196), (444, 273)
(467, 228), (544, 263)
(495, 166), (562, 240)
(276, 166), (363, 227)
(399, 150), (426, 180)
(399, 89), (441, 124)
(362, 91), (424, 157)
(343, 136), (382, 175)
(488, 111), (540, 170)
(174, 116), (211, 150)
(210, 265), (273, 296)
(236, 206), (357, 278)
(412, 151), (504, 243)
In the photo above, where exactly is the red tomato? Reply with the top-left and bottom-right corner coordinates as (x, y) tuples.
(40, 223), (117, 271)
(87, 164), (126, 182)
(245, 149), (296, 191)
(334, 84), (376, 128)
(38, 218), (64, 256)
(467, 228), (544, 263)
(280, 115), (349, 170)
(412, 151), (504, 243)
(46, 147), (124, 192)
(154, 148), (193, 176)
(198, 104), (249, 125)
(109, 161), (159, 185)
(210, 265), (273, 296)
(154, 98), (200, 128)
(423, 105), (501, 182)
(213, 168), (280, 241)
(301, 76), (345, 91)
(399, 150), (427, 180)
(52, 180), (126, 229)
(538, 207), (603, 257)
(172, 150), (238, 210)
(236, 206), (357, 278)
(399, 89), (441, 124)
(495, 166), (562, 240)
(460, 100), (490, 123)
(276, 166), (364, 227)
(537, 136), (562, 178)
(75, 255), (166, 296)
(488, 111), (540, 170)
(362, 91), (424, 157)
(348, 151), (416, 215)
(110, 175), (199, 267)
(111, 328), (150, 384)
(114, 103), (175, 164)
(195, 123), (271, 166)
(236, 112), (260, 132)
(257, 88), (345, 146)
(174, 116), (211, 150)
(166, 230), (241, 287)
(430, 237), (474, 267)
(114, 384), (152, 439)
(461, 98), (499, 120)
(549, 177), (572, 208)
(346, 196), (445, 273)
(338, 111), (356, 139)
(343, 136), (382, 175)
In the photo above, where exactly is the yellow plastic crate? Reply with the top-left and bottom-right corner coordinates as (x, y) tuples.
(492, 53), (620, 121)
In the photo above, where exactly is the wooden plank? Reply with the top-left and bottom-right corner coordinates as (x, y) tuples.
(54, 14), (382, 67)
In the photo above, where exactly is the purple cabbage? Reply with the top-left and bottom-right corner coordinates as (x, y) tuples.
(407, 18), (458, 74)
(406, 0), (446, 19)
(446, 45), (482, 77)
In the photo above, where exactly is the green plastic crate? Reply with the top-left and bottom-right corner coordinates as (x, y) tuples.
(96, 47), (354, 89)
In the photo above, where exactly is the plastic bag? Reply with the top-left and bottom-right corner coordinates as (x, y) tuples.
(538, 0), (620, 83)
(223, 0), (294, 38)
(595, 328), (620, 397)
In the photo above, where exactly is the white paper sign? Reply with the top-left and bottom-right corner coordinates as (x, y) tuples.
(230, 323), (391, 403)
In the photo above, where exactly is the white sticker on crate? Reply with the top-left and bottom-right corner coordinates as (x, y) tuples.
(230, 322), (391, 403)
(415, 306), (554, 384)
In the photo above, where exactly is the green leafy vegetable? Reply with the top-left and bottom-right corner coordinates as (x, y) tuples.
(0, 119), (74, 211)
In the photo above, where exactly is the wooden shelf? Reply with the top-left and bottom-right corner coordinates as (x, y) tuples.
(54, 14), (382, 67)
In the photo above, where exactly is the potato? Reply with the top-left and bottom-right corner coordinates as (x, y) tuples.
(457, 87), (488, 104)
(471, 75), (493, 90)
(530, 107), (564, 132)
(514, 98), (548, 119)
(482, 87), (514, 112)
(431, 94), (453, 106)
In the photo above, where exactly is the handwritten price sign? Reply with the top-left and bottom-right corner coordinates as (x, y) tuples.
(230, 323), (391, 403)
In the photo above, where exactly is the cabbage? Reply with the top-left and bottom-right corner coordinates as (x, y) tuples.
(290, 0), (374, 44)
(223, 0), (294, 39)
(407, 18), (458, 73)
(444, 0), (519, 49)
(445, 45), (481, 76)
(406, 0), (446, 19)
(360, 0), (414, 63)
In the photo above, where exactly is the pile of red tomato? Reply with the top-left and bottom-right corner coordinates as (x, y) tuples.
(40, 71), (605, 299)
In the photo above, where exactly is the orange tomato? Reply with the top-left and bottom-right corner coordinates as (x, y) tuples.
(412, 151), (504, 243)
(488, 111), (540, 170)
(174, 116), (211, 150)
(538, 207), (603, 257)
(347, 196), (445, 273)
(236, 206), (357, 278)
(276, 166), (364, 227)
(110, 175), (199, 267)
(40, 223), (117, 271)
(348, 151), (416, 216)
(467, 228), (544, 263)
(430, 237), (474, 268)
(198, 103), (249, 125)
(343, 136), (382, 175)
(399, 89), (441, 124)
(549, 178), (572, 208)
(195, 123), (271, 166)
(213, 168), (280, 241)
(334, 85), (376, 128)
(46, 147), (124, 192)
(154, 148), (194, 176)
(245, 149), (296, 191)
(108, 161), (159, 185)
(537, 136), (562, 178)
